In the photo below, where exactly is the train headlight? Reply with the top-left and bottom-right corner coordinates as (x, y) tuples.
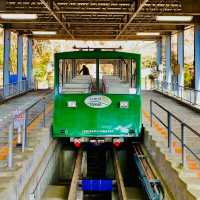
(120, 101), (129, 109)
(68, 101), (77, 108)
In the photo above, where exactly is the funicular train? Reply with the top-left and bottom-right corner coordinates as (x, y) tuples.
(52, 49), (142, 147)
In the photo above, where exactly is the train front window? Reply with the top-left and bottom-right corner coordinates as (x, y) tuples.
(58, 59), (95, 94)
(58, 58), (137, 94)
(100, 59), (137, 94)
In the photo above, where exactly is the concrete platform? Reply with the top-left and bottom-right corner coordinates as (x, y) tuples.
(143, 120), (200, 200)
(143, 91), (200, 167)
(142, 91), (200, 132)
(42, 185), (67, 200)
(142, 91), (200, 199)
(0, 90), (50, 129)
(0, 118), (60, 200)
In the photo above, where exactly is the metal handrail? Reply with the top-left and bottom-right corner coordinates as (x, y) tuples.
(150, 99), (200, 168)
(0, 79), (34, 100)
(3, 91), (53, 168)
(155, 80), (200, 106)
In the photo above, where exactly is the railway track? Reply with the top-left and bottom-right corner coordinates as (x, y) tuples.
(67, 144), (165, 200)
(132, 145), (164, 200)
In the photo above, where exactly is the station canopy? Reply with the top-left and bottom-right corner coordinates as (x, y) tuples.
(0, 0), (199, 40)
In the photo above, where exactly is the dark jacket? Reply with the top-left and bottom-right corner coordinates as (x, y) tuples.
(80, 66), (90, 75)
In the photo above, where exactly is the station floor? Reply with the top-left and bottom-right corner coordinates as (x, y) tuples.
(142, 90), (200, 166)
(0, 91), (199, 199)
(0, 91), (49, 131)
(142, 90), (200, 132)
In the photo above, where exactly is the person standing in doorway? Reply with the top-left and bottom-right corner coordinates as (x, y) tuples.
(79, 65), (90, 75)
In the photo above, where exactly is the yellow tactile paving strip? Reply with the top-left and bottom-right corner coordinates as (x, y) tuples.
(142, 109), (200, 178)
(0, 102), (53, 162)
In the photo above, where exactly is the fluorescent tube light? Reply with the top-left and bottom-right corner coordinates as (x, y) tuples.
(156, 16), (193, 22)
(32, 31), (57, 35)
(0, 14), (38, 20)
(136, 32), (160, 36)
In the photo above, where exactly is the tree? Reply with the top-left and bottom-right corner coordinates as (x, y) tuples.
(32, 40), (51, 81)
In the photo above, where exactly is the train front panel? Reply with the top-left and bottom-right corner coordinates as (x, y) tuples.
(53, 93), (142, 139)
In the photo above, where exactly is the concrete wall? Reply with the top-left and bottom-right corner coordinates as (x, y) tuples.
(0, 128), (61, 200)
(144, 123), (197, 200)
(20, 141), (61, 200)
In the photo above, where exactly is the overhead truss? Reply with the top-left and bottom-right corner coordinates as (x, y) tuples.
(0, 0), (197, 40)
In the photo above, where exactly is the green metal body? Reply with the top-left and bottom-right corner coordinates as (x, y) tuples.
(52, 51), (142, 139)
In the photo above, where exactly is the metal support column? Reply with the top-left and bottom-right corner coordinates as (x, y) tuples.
(165, 35), (172, 89)
(157, 39), (162, 66)
(3, 28), (11, 97)
(27, 36), (33, 89)
(177, 31), (184, 97)
(17, 33), (23, 91)
(194, 24), (200, 104)
(157, 38), (163, 83)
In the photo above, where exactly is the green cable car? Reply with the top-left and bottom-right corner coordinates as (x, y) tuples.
(52, 50), (142, 146)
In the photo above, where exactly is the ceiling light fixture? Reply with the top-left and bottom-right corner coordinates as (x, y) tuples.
(136, 32), (160, 36)
(0, 14), (38, 20)
(156, 16), (193, 22)
(32, 31), (57, 35)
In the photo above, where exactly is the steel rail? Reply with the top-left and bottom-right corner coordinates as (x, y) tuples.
(68, 150), (83, 200)
(113, 149), (128, 200)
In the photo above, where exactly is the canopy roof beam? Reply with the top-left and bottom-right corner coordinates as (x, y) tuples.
(39, 0), (74, 39)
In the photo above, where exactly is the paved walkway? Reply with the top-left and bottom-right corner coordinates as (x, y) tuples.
(142, 91), (200, 133)
(0, 91), (52, 163)
(0, 91), (49, 127)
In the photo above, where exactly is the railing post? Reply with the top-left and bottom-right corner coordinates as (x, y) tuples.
(194, 90), (197, 105)
(195, 90), (200, 105)
(8, 120), (14, 168)
(22, 110), (28, 149)
(190, 89), (192, 104)
(43, 100), (46, 127)
(181, 86), (183, 101)
(181, 124), (186, 168)
(150, 100), (153, 127)
(173, 83), (176, 96)
(167, 113), (172, 153)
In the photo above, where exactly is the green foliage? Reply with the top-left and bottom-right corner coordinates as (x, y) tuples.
(142, 56), (157, 68)
(184, 64), (194, 88)
(33, 40), (51, 81)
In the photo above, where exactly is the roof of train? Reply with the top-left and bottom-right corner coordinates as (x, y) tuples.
(55, 50), (141, 60)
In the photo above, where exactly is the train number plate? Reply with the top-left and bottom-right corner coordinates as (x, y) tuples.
(84, 95), (112, 108)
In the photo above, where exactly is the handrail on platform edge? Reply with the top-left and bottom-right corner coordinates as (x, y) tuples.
(150, 99), (200, 168)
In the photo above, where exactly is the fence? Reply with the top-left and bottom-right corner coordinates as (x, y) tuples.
(0, 92), (53, 169)
(0, 79), (34, 101)
(150, 99), (200, 168)
(155, 80), (200, 106)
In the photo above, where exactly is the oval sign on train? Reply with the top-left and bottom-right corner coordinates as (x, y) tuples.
(84, 95), (112, 108)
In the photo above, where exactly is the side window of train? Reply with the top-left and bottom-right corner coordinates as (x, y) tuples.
(131, 60), (137, 88)
(58, 60), (63, 93)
